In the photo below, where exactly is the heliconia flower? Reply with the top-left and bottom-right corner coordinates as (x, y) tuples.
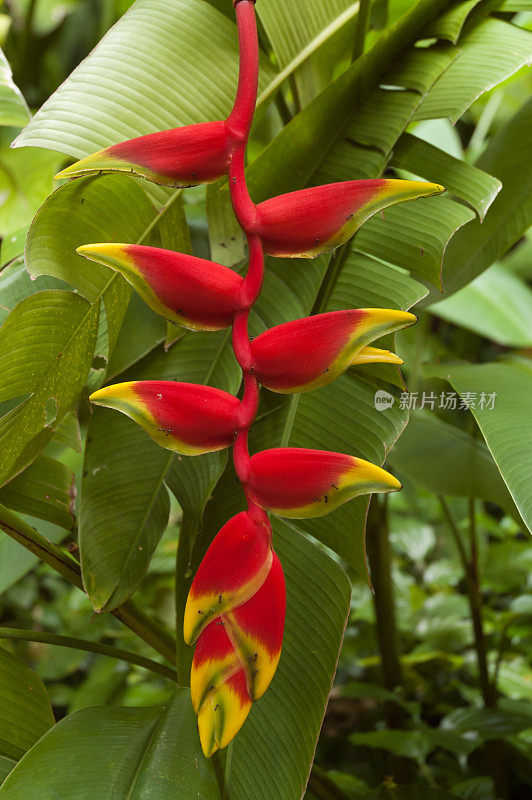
(184, 511), (272, 645)
(190, 553), (286, 714)
(250, 309), (415, 393)
(54, 121), (237, 187)
(197, 664), (252, 758)
(89, 381), (240, 456)
(246, 448), (401, 518)
(76, 244), (244, 331)
(190, 543), (285, 756)
(254, 179), (444, 258)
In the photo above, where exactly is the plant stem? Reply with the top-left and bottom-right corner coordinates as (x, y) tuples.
(352, 0), (371, 61)
(438, 497), (494, 707)
(0, 503), (177, 667)
(439, 496), (507, 798)
(366, 496), (403, 696)
(0, 627), (176, 680)
(467, 498), (495, 708)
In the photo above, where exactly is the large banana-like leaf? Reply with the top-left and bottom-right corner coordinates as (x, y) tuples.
(0, 647), (54, 761)
(0, 48), (29, 127)
(430, 262), (532, 347)
(389, 411), (525, 524)
(0, 454), (75, 529)
(13, 0), (275, 157)
(0, 526), (350, 800)
(439, 96), (532, 298)
(429, 361), (532, 534)
(0, 291), (99, 486)
(81, 313), (239, 611)
(0, 691), (220, 799)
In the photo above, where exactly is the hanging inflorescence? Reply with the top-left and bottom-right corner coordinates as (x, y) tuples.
(58, 0), (444, 757)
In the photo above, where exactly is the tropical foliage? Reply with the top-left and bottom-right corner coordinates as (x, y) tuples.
(0, 1), (531, 799)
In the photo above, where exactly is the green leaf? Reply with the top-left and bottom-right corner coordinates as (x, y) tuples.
(0, 647), (54, 761)
(0, 757), (15, 786)
(391, 132), (501, 221)
(25, 175), (162, 358)
(0, 690), (221, 799)
(440, 97), (532, 297)
(227, 520), (351, 800)
(0, 49), (29, 127)
(413, 18), (532, 123)
(430, 263), (532, 347)
(0, 455), (75, 529)
(0, 256), (66, 327)
(0, 291), (99, 486)
(429, 361), (532, 533)
(0, 516), (67, 596)
(0, 133), (62, 238)
(80, 409), (171, 612)
(349, 729), (432, 763)
(81, 329), (240, 612)
(389, 411), (523, 522)
(354, 195), (474, 288)
(13, 0), (274, 158)
(441, 704), (532, 739)
(423, 0), (482, 44)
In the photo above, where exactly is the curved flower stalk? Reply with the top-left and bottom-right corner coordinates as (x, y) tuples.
(62, 0), (445, 756)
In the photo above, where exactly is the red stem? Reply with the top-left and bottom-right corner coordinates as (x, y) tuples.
(227, 0), (259, 142)
(227, 1), (263, 516)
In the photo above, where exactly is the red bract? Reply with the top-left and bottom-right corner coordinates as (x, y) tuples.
(184, 510), (272, 645)
(250, 309), (416, 393)
(247, 448), (401, 518)
(77, 244), (244, 331)
(55, 121), (237, 187)
(191, 552), (285, 756)
(89, 381), (240, 456)
(255, 179), (444, 258)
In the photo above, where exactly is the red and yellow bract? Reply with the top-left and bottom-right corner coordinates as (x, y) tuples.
(77, 243), (244, 331)
(250, 308), (416, 393)
(90, 381), (240, 456)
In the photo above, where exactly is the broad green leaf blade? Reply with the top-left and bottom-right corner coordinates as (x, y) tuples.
(52, 410), (82, 453)
(0, 691), (221, 800)
(0, 647), (54, 760)
(227, 521), (351, 800)
(391, 132), (501, 220)
(0, 256), (66, 327)
(0, 757), (15, 785)
(388, 411), (523, 522)
(81, 329), (239, 612)
(0, 291), (99, 486)
(80, 409), (171, 612)
(440, 96), (532, 297)
(0, 455), (75, 529)
(413, 18), (532, 123)
(0, 135), (62, 238)
(0, 515), (67, 596)
(423, 0), (481, 44)
(0, 49), (30, 127)
(497, 0), (532, 8)
(429, 361), (532, 533)
(258, 0), (353, 68)
(355, 196), (475, 288)
(430, 263), (532, 347)
(25, 175), (164, 357)
(245, 0), (456, 202)
(13, 0), (274, 157)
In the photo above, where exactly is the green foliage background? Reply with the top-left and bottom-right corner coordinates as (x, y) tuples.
(0, 1), (532, 799)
